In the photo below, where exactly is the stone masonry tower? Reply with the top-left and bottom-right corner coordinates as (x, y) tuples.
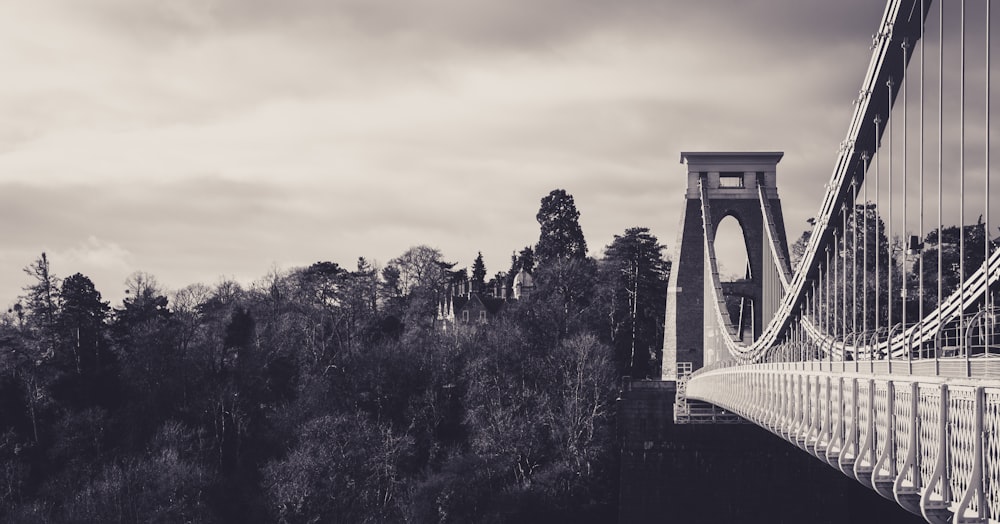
(662, 152), (789, 379)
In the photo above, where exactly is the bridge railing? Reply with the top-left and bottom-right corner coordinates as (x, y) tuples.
(686, 362), (1000, 522)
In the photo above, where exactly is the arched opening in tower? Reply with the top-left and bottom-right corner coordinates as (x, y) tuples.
(713, 215), (755, 343)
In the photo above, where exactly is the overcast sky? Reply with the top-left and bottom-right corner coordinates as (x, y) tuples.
(0, 0), (904, 307)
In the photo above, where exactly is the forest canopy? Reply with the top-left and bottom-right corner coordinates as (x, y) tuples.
(0, 189), (670, 523)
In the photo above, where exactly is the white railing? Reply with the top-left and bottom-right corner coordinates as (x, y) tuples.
(686, 362), (999, 523)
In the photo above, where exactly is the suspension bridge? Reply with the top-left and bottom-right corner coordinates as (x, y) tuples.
(662, 1), (1000, 522)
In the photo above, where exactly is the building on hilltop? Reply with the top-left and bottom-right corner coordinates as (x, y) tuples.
(437, 268), (534, 327)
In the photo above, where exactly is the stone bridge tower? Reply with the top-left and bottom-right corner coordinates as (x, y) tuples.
(662, 152), (789, 379)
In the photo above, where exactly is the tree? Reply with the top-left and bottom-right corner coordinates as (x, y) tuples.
(471, 252), (487, 293)
(300, 261), (345, 308)
(789, 219), (814, 270)
(381, 265), (402, 300)
(352, 257), (380, 315)
(22, 253), (60, 358)
(546, 334), (616, 483)
(111, 272), (177, 442)
(507, 251), (520, 284)
(113, 272), (172, 352)
(518, 246), (535, 274)
(60, 421), (214, 523)
(49, 273), (117, 411)
(15, 253), (63, 444)
(340, 257), (382, 349)
(601, 227), (670, 377)
(386, 246), (447, 297)
(170, 283), (212, 358)
(527, 257), (600, 345)
(295, 261), (349, 358)
(264, 413), (412, 523)
(913, 218), (993, 319)
(789, 204), (891, 336)
(463, 322), (553, 487)
(386, 246), (456, 333)
(56, 273), (109, 375)
(535, 190), (587, 266)
(843, 203), (892, 332)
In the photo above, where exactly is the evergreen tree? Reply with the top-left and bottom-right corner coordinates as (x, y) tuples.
(22, 252), (60, 358)
(518, 246), (535, 273)
(52, 273), (115, 408)
(601, 227), (670, 377)
(471, 252), (487, 293)
(535, 189), (587, 266)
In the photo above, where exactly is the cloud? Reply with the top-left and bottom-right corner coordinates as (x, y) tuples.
(58, 236), (133, 271)
(2, 0), (992, 313)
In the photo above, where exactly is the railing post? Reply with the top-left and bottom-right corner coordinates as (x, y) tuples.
(954, 386), (986, 523)
(872, 381), (896, 500)
(893, 381), (921, 515)
(772, 371), (780, 431)
(839, 377), (859, 478)
(854, 378), (875, 489)
(781, 372), (790, 437)
(827, 376), (844, 467)
(794, 375), (805, 448)
(921, 384), (951, 524)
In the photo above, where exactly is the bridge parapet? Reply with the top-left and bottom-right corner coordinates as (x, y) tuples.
(686, 361), (1000, 523)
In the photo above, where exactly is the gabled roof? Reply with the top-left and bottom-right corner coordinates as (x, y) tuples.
(451, 292), (508, 316)
(451, 295), (470, 311)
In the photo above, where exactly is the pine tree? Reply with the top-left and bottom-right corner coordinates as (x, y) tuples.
(601, 228), (669, 376)
(471, 252), (487, 293)
(23, 252), (61, 358)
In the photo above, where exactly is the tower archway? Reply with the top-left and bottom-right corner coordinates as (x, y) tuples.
(714, 214), (754, 349)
